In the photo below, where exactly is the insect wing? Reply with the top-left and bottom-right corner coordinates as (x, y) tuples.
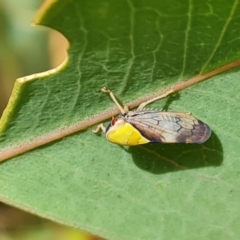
(124, 111), (211, 143)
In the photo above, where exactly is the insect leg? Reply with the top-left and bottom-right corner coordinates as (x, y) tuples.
(101, 87), (128, 114)
(137, 86), (175, 110)
(92, 123), (106, 133)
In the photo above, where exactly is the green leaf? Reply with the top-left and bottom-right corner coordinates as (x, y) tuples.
(1, 0), (240, 239)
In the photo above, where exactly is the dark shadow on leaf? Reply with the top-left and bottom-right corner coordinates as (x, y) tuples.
(162, 92), (180, 111)
(129, 131), (223, 174)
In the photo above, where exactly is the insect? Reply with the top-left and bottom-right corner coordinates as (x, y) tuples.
(93, 87), (211, 146)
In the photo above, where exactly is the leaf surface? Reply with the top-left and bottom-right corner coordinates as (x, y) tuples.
(0, 0), (240, 239)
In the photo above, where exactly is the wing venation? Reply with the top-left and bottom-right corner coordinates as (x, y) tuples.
(124, 111), (211, 143)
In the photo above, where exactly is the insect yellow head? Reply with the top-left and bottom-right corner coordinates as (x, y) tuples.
(105, 115), (150, 146)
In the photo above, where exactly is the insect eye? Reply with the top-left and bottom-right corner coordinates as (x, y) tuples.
(111, 117), (119, 126)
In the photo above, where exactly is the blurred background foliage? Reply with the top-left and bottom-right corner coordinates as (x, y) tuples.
(0, 0), (102, 239)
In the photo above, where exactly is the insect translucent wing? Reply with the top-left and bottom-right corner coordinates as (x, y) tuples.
(124, 111), (211, 143)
